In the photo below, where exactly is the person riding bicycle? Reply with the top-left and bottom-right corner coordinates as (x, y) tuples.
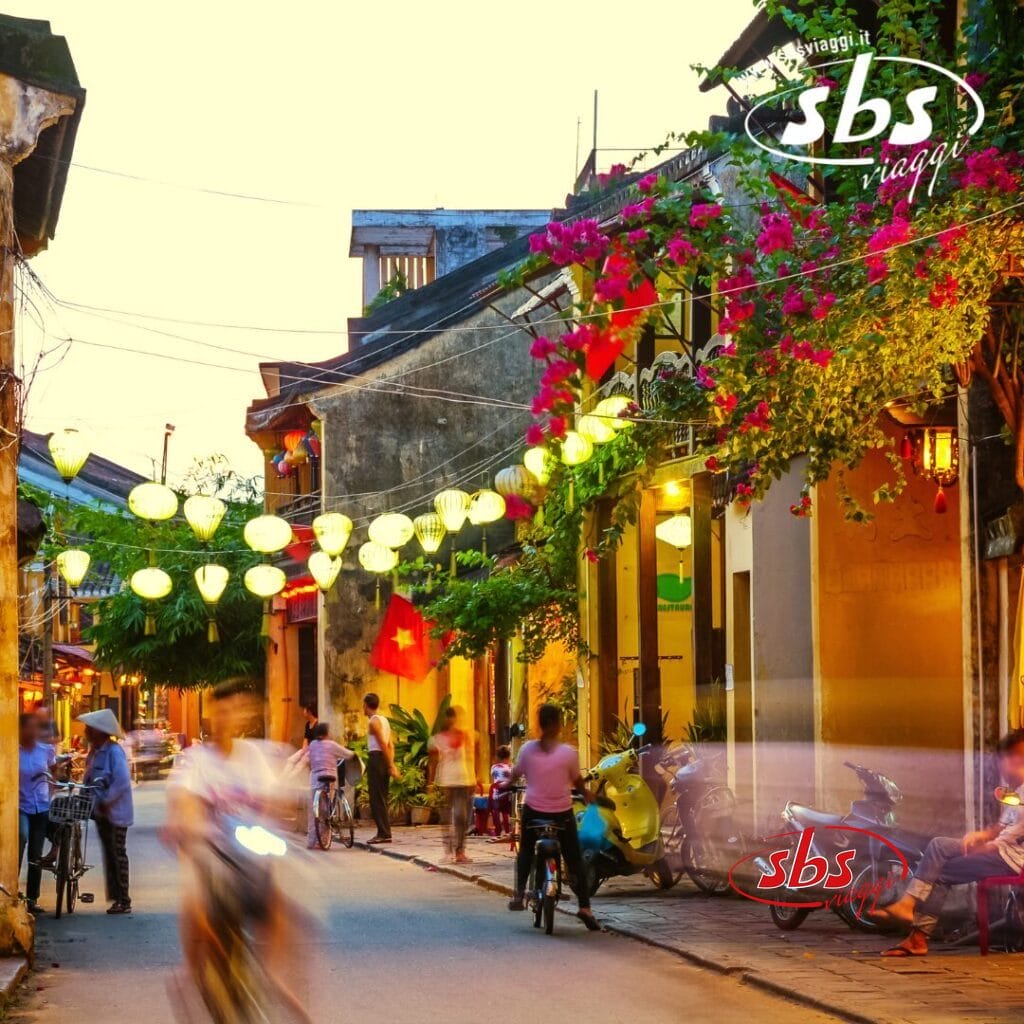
(508, 703), (599, 931)
(289, 722), (355, 849)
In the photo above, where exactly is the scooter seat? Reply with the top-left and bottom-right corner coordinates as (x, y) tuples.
(788, 803), (845, 828)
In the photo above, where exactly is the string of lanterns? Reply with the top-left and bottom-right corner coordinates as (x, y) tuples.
(46, 394), (638, 636)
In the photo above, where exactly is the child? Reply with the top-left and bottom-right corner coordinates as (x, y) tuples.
(489, 745), (513, 839)
(292, 722), (355, 849)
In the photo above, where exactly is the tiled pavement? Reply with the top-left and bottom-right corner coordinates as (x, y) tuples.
(354, 824), (1024, 1024)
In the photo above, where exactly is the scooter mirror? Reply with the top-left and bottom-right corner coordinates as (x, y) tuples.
(632, 722), (647, 738)
(995, 786), (1022, 806)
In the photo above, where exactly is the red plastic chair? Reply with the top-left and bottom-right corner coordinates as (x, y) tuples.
(977, 865), (1024, 955)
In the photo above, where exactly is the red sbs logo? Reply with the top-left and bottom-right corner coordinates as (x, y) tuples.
(729, 825), (910, 914)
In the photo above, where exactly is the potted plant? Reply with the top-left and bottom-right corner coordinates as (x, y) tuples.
(387, 764), (425, 826)
(407, 790), (434, 826)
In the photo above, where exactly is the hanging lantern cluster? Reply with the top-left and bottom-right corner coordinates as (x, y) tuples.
(901, 426), (959, 513)
(270, 428), (322, 478)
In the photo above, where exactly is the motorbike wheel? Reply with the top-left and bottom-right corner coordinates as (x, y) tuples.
(684, 837), (730, 896)
(770, 903), (811, 931)
(835, 860), (907, 933)
(647, 857), (679, 890)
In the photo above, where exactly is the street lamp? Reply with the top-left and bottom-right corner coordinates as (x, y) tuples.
(47, 428), (90, 483)
(194, 563), (229, 643)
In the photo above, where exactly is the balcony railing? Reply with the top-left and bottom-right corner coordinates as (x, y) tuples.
(276, 491), (322, 526)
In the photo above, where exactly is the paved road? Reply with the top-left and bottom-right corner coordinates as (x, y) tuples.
(11, 784), (835, 1024)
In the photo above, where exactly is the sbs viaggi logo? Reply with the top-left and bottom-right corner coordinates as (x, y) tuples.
(745, 39), (985, 203)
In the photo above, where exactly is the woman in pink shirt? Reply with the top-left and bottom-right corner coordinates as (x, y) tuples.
(509, 704), (598, 929)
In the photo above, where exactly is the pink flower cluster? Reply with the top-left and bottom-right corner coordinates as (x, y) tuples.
(504, 494), (536, 521)
(789, 494), (813, 517)
(529, 218), (610, 266)
(960, 147), (1020, 193)
(690, 203), (723, 230)
(928, 274), (959, 309)
(780, 334), (834, 368)
(864, 217), (912, 283)
(756, 212), (795, 255)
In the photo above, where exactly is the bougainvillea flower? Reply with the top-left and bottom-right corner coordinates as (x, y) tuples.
(690, 202), (723, 229)
(928, 274), (959, 309)
(636, 173), (660, 194)
(667, 233), (699, 265)
(548, 416), (568, 439)
(529, 336), (556, 359)
(525, 424), (545, 447)
(714, 392), (738, 414)
(504, 494), (536, 521)
(695, 365), (716, 389)
(704, 455), (720, 472)
(756, 212), (795, 255)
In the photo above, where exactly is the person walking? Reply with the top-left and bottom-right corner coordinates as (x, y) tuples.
(363, 694), (398, 845)
(428, 706), (475, 864)
(19, 712), (55, 914)
(79, 709), (133, 914)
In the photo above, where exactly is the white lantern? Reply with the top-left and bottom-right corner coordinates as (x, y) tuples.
(47, 428), (90, 483)
(243, 515), (293, 554)
(184, 495), (226, 542)
(312, 512), (353, 557)
(357, 541), (398, 574)
(55, 549), (90, 588)
(560, 431), (594, 467)
(594, 394), (634, 430)
(468, 490), (506, 526)
(434, 489), (471, 533)
(243, 564), (287, 598)
(193, 564), (229, 604)
(579, 413), (616, 445)
(523, 447), (555, 486)
(494, 465), (537, 499)
(128, 482), (179, 523)
(308, 551), (342, 592)
(655, 513), (693, 581)
(368, 512), (415, 550)
(413, 513), (446, 555)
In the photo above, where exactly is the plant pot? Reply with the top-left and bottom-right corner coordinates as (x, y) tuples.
(409, 806), (432, 826)
(356, 802), (371, 821)
(389, 806), (410, 826)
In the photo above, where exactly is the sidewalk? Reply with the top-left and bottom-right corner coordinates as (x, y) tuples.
(355, 825), (1024, 1024)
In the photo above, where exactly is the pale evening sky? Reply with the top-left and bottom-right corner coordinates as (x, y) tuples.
(13, 0), (757, 486)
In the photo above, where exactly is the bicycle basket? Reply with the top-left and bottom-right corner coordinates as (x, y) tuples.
(49, 791), (96, 824)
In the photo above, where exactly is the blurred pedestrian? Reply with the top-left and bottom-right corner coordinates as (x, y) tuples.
(291, 722), (355, 849)
(364, 694), (399, 845)
(428, 706), (475, 864)
(79, 709), (133, 914)
(19, 712), (55, 914)
(489, 744), (513, 840)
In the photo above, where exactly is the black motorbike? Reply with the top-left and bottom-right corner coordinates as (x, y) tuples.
(762, 762), (927, 932)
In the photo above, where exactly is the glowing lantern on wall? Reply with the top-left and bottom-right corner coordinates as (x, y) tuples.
(244, 563), (287, 637)
(495, 465), (537, 499)
(578, 413), (616, 445)
(523, 447), (555, 486)
(312, 512), (353, 557)
(468, 490), (506, 556)
(128, 482), (178, 523)
(56, 549), (90, 589)
(655, 513), (692, 581)
(413, 513), (446, 555)
(194, 564), (229, 643)
(308, 551), (342, 593)
(906, 426), (959, 513)
(48, 428), (90, 483)
(434, 489), (471, 533)
(368, 512), (415, 550)
(560, 431), (593, 467)
(130, 566), (173, 636)
(243, 515), (293, 554)
(358, 541), (398, 608)
(184, 495), (226, 543)
(593, 395), (634, 431)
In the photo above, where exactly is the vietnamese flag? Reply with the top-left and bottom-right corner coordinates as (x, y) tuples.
(370, 595), (433, 683)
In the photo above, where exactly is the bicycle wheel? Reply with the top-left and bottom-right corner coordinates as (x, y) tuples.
(314, 789), (333, 850)
(54, 831), (70, 920)
(336, 796), (355, 848)
(66, 826), (85, 914)
(684, 833), (731, 895)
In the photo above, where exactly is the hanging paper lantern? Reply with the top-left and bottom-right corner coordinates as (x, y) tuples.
(357, 541), (398, 574)
(468, 490), (506, 526)
(310, 420), (323, 440)
(183, 495), (226, 543)
(593, 395), (634, 431)
(579, 413), (616, 445)
(308, 551), (342, 592)
(523, 447), (556, 486)
(128, 482), (179, 523)
(312, 512), (354, 557)
(48, 428), (90, 484)
(272, 453), (292, 478)
(368, 512), (415, 550)
(56, 549), (90, 588)
(304, 432), (322, 459)
(495, 465), (537, 499)
(244, 515), (293, 554)
(283, 430), (306, 453)
(283, 447), (307, 466)
(194, 564), (229, 604)
(244, 564), (287, 598)
(413, 513), (446, 555)
(434, 489), (471, 533)
(655, 513), (693, 582)
(560, 431), (594, 467)
(131, 566), (173, 600)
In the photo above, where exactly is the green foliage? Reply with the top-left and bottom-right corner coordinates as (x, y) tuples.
(538, 674), (579, 738)
(364, 270), (409, 316)
(683, 682), (726, 746)
(598, 710), (671, 757)
(387, 695), (451, 770)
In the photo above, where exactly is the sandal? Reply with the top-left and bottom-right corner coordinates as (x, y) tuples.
(578, 911), (601, 932)
(881, 942), (927, 957)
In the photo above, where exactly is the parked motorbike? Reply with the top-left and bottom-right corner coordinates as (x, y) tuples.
(762, 762), (927, 933)
(658, 745), (744, 895)
(574, 724), (675, 894)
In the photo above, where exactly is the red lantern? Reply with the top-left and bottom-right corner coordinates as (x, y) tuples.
(283, 430), (305, 453)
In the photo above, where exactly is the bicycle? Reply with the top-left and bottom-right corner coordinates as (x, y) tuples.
(44, 775), (96, 919)
(526, 819), (563, 936)
(312, 774), (355, 850)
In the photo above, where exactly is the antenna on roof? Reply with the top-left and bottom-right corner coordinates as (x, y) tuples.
(593, 89), (599, 157)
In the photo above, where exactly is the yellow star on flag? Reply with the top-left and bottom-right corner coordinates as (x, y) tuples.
(392, 627), (415, 651)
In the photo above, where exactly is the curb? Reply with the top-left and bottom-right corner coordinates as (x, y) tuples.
(0, 957), (29, 1007)
(355, 840), (883, 1024)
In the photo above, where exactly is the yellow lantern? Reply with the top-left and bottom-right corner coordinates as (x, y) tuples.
(184, 495), (226, 543)
(523, 447), (555, 486)
(128, 482), (179, 523)
(560, 431), (594, 467)
(655, 513), (692, 581)
(308, 551), (342, 593)
(358, 541), (398, 608)
(48, 428), (90, 483)
(468, 490), (506, 557)
(56, 549), (90, 588)
(243, 515), (293, 554)
(312, 512), (353, 557)
(130, 566), (173, 636)
(368, 512), (415, 550)
(578, 413), (616, 445)
(434, 489), (471, 533)
(495, 465), (537, 499)
(413, 513), (446, 555)
(244, 564), (287, 598)
(593, 394), (634, 431)
(194, 564), (229, 643)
